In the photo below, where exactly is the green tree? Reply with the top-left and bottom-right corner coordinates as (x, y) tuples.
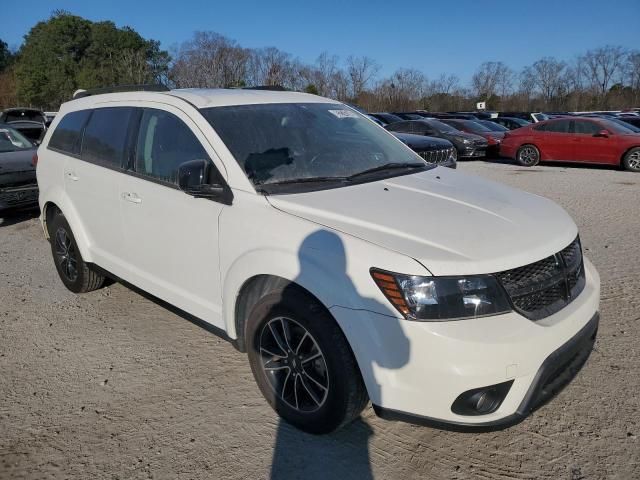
(15, 12), (169, 108)
(303, 83), (319, 95)
(0, 39), (13, 72)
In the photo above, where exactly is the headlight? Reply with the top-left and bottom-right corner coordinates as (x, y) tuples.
(371, 269), (511, 321)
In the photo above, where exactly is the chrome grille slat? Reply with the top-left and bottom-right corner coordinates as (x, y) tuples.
(418, 148), (452, 164)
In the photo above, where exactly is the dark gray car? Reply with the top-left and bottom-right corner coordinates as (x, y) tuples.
(0, 124), (38, 213)
(386, 119), (488, 158)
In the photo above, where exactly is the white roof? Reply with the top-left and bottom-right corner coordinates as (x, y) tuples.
(167, 88), (340, 108)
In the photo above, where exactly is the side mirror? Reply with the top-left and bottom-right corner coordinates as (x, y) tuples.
(177, 159), (231, 204)
(594, 130), (609, 138)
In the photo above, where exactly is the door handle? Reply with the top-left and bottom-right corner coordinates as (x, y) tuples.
(121, 192), (142, 204)
(66, 171), (79, 181)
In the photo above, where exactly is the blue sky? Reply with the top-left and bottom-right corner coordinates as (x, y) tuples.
(2, 0), (638, 85)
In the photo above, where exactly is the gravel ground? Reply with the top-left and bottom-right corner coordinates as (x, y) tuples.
(1, 161), (639, 480)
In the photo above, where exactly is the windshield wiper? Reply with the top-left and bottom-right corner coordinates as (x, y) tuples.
(256, 176), (348, 187)
(346, 162), (426, 180)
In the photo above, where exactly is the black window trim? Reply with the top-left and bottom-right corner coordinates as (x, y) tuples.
(46, 105), (233, 205)
(126, 107), (233, 204)
(570, 119), (606, 135)
(80, 106), (138, 171)
(46, 109), (92, 159)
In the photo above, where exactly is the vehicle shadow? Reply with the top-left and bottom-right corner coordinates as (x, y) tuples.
(484, 156), (625, 172)
(0, 207), (39, 228)
(268, 229), (411, 480)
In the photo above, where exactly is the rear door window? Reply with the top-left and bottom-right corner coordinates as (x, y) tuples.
(81, 108), (135, 167)
(572, 120), (602, 135)
(48, 110), (91, 155)
(386, 121), (412, 134)
(543, 120), (571, 133)
(134, 109), (210, 185)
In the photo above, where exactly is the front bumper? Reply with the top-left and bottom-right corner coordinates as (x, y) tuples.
(374, 311), (598, 431)
(330, 257), (600, 429)
(0, 183), (39, 212)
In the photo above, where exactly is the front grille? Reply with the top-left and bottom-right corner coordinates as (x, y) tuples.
(495, 237), (586, 320)
(418, 148), (453, 164)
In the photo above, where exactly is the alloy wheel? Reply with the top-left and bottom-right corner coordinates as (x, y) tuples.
(259, 316), (329, 413)
(54, 227), (78, 282)
(628, 151), (640, 170)
(518, 146), (539, 166)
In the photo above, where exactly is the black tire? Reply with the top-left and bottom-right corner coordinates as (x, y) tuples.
(48, 211), (105, 293)
(246, 288), (368, 434)
(516, 144), (540, 167)
(622, 147), (640, 172)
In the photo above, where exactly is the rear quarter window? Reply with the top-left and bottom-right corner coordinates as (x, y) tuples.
(48, 110), (91, 155)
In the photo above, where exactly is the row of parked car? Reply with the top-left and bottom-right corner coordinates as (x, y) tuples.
(2, 100), (640, 216)
(364, 109), (640, 172)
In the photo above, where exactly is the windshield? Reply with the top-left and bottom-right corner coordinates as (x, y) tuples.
(426, 119), (460, 133)
(0, 127), (34, 152)
(479, 120), (507, 132)
(201, 103), (428, 192)
(601, 118), (637, 134)
(3, 110), (45, 123)
(460, 121), (492, 133)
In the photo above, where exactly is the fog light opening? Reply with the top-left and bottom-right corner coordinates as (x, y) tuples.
(451, 380), (514, 416)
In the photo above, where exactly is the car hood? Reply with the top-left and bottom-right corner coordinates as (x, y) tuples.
(267, 168), (577, 276)
(391, 133), (453, 149)
(443, 131), (487, 143)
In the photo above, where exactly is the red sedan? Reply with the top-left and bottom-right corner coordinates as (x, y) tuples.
(500, 117), (640, 171)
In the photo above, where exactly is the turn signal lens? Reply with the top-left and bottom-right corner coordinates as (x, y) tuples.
(31, 153), (38, 167)
(371, 270), (411, 316)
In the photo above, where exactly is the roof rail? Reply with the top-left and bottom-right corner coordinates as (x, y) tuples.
(241, 85), (289, 91)
(72, 84), (170, 100)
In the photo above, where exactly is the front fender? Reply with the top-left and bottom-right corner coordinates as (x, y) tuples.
(222, 246), (359, 340)
(40, 187), (93, 263)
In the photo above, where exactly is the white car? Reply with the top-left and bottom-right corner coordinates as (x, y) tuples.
(36, 87), (600, 434)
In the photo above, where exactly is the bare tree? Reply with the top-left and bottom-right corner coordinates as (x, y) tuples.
(170, 31), (250, 88)
(529, 57), (567, 107)
(248, 47), (298, 87)
(581, 45), (627, 95)
(471, 61), (512, 99)
(626, 51), (640, 93)
(346, 55), (379, 99)
(298, 52), (340, 97)
(432, 73), (460, 95)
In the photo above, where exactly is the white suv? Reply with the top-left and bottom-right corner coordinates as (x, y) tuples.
(37, 87), (600, 433)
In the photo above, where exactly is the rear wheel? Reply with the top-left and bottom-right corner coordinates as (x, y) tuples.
(516, 144), (540, 167)
(622, 147), (640, 172)
(48, 212), (105, 293)
(246, 289), (368, 434)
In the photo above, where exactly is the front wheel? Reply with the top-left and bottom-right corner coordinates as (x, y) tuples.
(246, 289), (368, 434)
(622, 147), (640, 172)
(516, 144), (540, 167)
(48, 211), (105, 293)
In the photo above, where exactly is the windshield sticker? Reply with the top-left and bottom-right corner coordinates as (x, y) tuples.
(328, 109), (359, 119)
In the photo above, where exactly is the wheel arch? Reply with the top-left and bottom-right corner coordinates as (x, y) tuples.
(620, 145), (640, 167)
(41, 195), (93, 263)
(233, 274), (330, 353)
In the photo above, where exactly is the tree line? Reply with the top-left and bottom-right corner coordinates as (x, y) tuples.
(1, 11), (639, 113)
